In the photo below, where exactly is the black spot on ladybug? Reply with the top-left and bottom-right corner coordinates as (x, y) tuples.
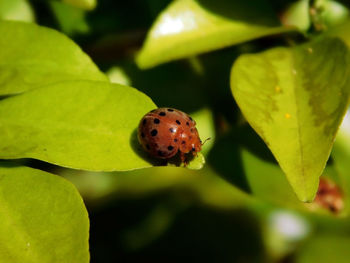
(182, 141), (186, 144)
(189, 116), (193, 121)
(151, 129), (158, 136)
(154, 118), (160, 124)
(157, 150), (164, 156)
(168, 145), (174, 151)
(141, 132), (145, 138)
(159, 112), (166, 116)
(174, 139), (178, 142)
(167, 109), (174, 112)
(176, 120), (181, 125)
(192, 147), (195, 151)
(142, 119), (146, 125)
(186, 122), (189, 126)
(146, 144), (150, 150)
(169, 128), (175, 133)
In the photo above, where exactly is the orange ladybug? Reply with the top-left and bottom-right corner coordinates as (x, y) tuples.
(138, 108), (202, 163)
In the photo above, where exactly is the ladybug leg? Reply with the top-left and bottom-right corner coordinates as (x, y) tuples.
(192, 150), (198, 157)
(180, 152), (188, 166)
(160, 159), (168, 166)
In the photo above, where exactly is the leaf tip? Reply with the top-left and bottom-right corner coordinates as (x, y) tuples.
(293, 182), (318, 203)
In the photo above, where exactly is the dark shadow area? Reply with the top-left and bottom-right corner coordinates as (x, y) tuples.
(236, 125), (276, 163)
(197, 0), (280, 26)
(0, 158), (64, 175)
(0, 158), (64, 172)
(0, 159), (24, 168)
(89, 192), (267, 263)
(208, 124), (277, 193)
(129, 128), (164, 167)
(207, 130), (250, 193)
(0, 94), (13, 101)
(199, 47), (241, 126)
(124, 61), (207, 114)
(81, 0), (172, 61)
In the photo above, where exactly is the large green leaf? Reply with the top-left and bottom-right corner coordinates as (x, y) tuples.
(0, 21), (106, 95)
(0, 163), (89, 263)
(231, 37), (350, 202)
(136, 0), (294, 69)
(0, 81), (157, 171)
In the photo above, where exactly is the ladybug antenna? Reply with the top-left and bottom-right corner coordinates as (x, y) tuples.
(201, 137), (211, 146)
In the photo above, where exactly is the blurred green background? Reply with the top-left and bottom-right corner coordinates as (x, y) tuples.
(2, 0), (350, 262)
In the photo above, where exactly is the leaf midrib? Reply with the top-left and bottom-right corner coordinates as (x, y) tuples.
(290, 50), (306, 192)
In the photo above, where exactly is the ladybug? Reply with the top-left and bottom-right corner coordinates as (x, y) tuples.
(138, 108), (202, 164)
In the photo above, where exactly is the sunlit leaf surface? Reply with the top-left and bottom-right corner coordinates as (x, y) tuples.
(0, 163), (89, 263)
(231, 37), (350, 201)
(0, 81), (156, 171)
(137, 0), (294, 69)
(0, 0), (34, 22)
(0, 21), (106, 95)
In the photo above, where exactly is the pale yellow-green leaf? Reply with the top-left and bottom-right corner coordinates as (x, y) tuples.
(231, 37), (350, 202)
(0, 81), (156, 171)
(0, 163), (89, 263)
(0, 0), (34, 22)
(137, 0), (295, 69)
(0, 21), (106, 95)
(280, 0), (310, 31)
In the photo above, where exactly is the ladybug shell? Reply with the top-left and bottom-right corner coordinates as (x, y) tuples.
(138, 108), (201, 159)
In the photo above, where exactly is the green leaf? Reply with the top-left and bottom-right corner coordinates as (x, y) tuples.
(332, 110), (350, 214)
(190, 108), (215, 156)
(242, 149), (302, 208)
(280, 0), (310, 31)
(61, 165), (251, 209)
(329, 19), (350, 47)
(0, 163), (89, 263)
(62, 0), (96, 10)
(50, 0), (89, 35)
(179, 152), (205, 170)
(136, 0), (294, 69)
(0, 81), (157, 171)
(0, 0), (35, 22)
(231, 37), (350, 202)
(0, 21), (106, 96)
(295, 236), (350, 263)
(106, 66), (132, 86)
(316, 0), (349, 28)
(208, 126), (302, 208)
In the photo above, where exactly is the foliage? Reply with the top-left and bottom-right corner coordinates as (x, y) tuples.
(1, 0), (350, 262)
(0, 163), (89, 263)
